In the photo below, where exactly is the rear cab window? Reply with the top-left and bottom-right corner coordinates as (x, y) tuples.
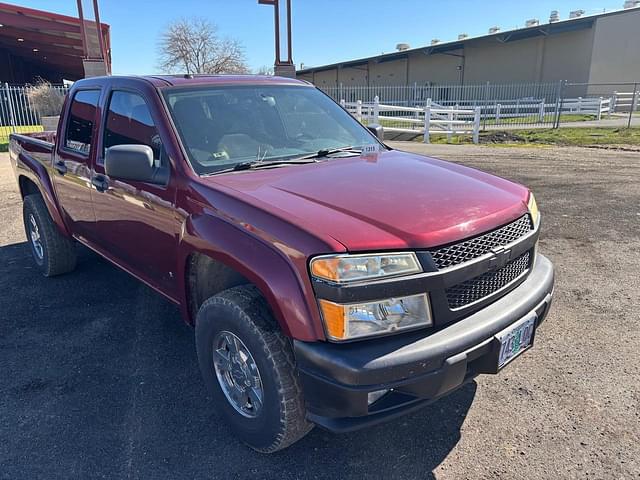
(64, 90), (101, 155)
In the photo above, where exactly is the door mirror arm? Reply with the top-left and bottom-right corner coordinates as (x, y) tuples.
(367, 123), (385, 141)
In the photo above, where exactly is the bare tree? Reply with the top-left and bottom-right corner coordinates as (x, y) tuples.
(255, 65), (274, 76)
(158, 18), (249, 74)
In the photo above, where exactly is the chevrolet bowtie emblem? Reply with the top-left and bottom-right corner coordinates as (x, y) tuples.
(488, 247), (512, 270)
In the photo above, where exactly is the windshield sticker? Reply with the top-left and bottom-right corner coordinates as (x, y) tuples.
(362, 144), (379, 154)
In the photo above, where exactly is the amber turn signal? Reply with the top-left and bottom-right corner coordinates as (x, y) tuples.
(318, 299), (346, 339)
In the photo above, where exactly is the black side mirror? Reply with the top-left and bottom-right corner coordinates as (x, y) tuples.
(105, 145), (165, 184)
(367, 123), (384, 141)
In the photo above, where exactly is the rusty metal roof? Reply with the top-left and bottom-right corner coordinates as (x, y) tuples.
(0, 2), (110, 80)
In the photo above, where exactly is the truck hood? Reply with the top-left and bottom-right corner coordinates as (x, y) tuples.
(203, 149), (530, 251)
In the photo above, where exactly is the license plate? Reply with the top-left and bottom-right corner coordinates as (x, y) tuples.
(497, 316), (536, 369)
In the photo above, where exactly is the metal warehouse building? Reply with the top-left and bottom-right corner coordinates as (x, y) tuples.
(0, 2), (111, 84)
(297, 5), (640, 88)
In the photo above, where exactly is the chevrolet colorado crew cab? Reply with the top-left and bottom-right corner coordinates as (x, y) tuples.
(10, 75), (554, 452)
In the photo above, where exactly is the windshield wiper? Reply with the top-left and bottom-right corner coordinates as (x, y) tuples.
(232, 160), (266, 171)
(205, 158), (321, 176)
(204, 147), (363, 176)
(294, 146), (362, 161)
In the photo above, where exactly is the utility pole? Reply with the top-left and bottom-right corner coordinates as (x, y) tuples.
(258, 0), (296, 78)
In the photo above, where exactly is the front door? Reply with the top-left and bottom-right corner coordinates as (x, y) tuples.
(89, 87), (179, 297)
(52, 89), (101, 239)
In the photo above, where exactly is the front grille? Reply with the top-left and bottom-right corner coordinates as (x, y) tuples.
(445, 251), (531, 309)
(429, 215), (533, 269)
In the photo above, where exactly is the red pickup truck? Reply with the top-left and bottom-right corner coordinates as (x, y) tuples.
(10, 75), (554, 452)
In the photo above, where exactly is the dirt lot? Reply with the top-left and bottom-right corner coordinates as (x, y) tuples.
(1, 144), (639, 479)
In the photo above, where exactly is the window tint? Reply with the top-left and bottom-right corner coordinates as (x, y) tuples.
(65, 90), (100, 154)
(164, 86), (377, 175)
(104, 91), (162, 163)
(277, 91), (348, 140)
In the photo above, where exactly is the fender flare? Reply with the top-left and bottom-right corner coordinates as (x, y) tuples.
(15, 147), (72, 238)
(176, 214), (326, 342)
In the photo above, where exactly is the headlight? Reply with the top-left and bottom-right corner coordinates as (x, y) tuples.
(319, 294), (432, 341)
(310, 252), (421, 284)
(528, 192), (540, 226)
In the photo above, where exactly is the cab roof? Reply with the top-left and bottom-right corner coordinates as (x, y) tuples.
(142, 74), (310, 88)
(71, 74), (310, 89)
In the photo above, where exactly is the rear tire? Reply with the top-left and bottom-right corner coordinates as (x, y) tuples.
(195, 285), (313, 452)
(23, 194), (77, 277)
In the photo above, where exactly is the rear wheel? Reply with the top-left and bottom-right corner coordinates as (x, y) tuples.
(195, 285), (313, 452)
(22, 194), (77, 277)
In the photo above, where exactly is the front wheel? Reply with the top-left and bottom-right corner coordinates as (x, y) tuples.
(195, 285), (313, 452)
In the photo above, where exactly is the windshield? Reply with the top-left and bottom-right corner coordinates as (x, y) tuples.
(163, 85), (381, 175)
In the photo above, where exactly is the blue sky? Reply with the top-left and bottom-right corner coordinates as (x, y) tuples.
(19, 0), (625, 74)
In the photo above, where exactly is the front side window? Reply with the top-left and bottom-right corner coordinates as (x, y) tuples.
(103, 90), (163, 165)
(163, 85), (380, 175)
(64, 90), (100, 155)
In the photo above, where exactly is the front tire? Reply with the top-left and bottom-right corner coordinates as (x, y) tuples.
(22, 194), (77, 277)
(195, 285), (312, 452)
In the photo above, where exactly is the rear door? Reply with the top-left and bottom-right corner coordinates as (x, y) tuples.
(89, 83), (180, 296)
(52, 89), (101, 239)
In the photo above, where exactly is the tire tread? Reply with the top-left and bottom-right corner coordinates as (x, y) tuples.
(196, 285), (313, 452)
(23, 194), (76, 276)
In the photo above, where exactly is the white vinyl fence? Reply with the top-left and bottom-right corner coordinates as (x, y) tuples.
(341, 96), (481, 144)
(561, 97), (611, 119)
(322, 81), (638, 128)
(612, 91), (640, 112)
(440, 96), (610, 123)
(339, 94), (614, 136)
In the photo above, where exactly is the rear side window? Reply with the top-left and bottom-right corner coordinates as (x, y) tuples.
(64, 90), (100, 155)
(103, 90), (163, 164)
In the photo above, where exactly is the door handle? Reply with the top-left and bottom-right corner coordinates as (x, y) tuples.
(54, 160), (67, 175)
(92, 175), (109, 192)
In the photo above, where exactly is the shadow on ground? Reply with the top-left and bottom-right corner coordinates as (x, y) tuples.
(0, 242), (476, 479)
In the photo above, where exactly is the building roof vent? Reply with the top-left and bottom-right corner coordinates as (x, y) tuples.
(488, 26), (501, 34)
(549, 10), (560, 22)
(431, 39), (440, 45)
(458, 33), (469, 40)
(395, 43), (410, 51)
(569, 9), (585, 18)
(525, 18), (540, 27)
(623, 0), (640, 8)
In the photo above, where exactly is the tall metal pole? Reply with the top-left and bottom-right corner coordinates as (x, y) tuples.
(628, 82), (637, 129)
(286, 0), (293, 64)
(76, 0), (90, 60)
(5, 83), (17, 134)
(259, 0), (295, 78)
(273, 0), (281, 65)
(92, 0), (109, 73)
(482, 81), (489, 130)
(555, 80), (566, 129)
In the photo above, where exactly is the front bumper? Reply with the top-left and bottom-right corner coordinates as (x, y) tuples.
(294, 254), (554, 432)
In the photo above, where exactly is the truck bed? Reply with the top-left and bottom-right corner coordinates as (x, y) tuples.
(9, 132), (55, 169)
(11, 130), (56, 147)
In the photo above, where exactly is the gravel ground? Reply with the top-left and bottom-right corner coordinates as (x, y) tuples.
(1, 145), (639, 480)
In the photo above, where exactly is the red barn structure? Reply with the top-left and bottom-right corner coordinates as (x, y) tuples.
(0, 2), (111, 83)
